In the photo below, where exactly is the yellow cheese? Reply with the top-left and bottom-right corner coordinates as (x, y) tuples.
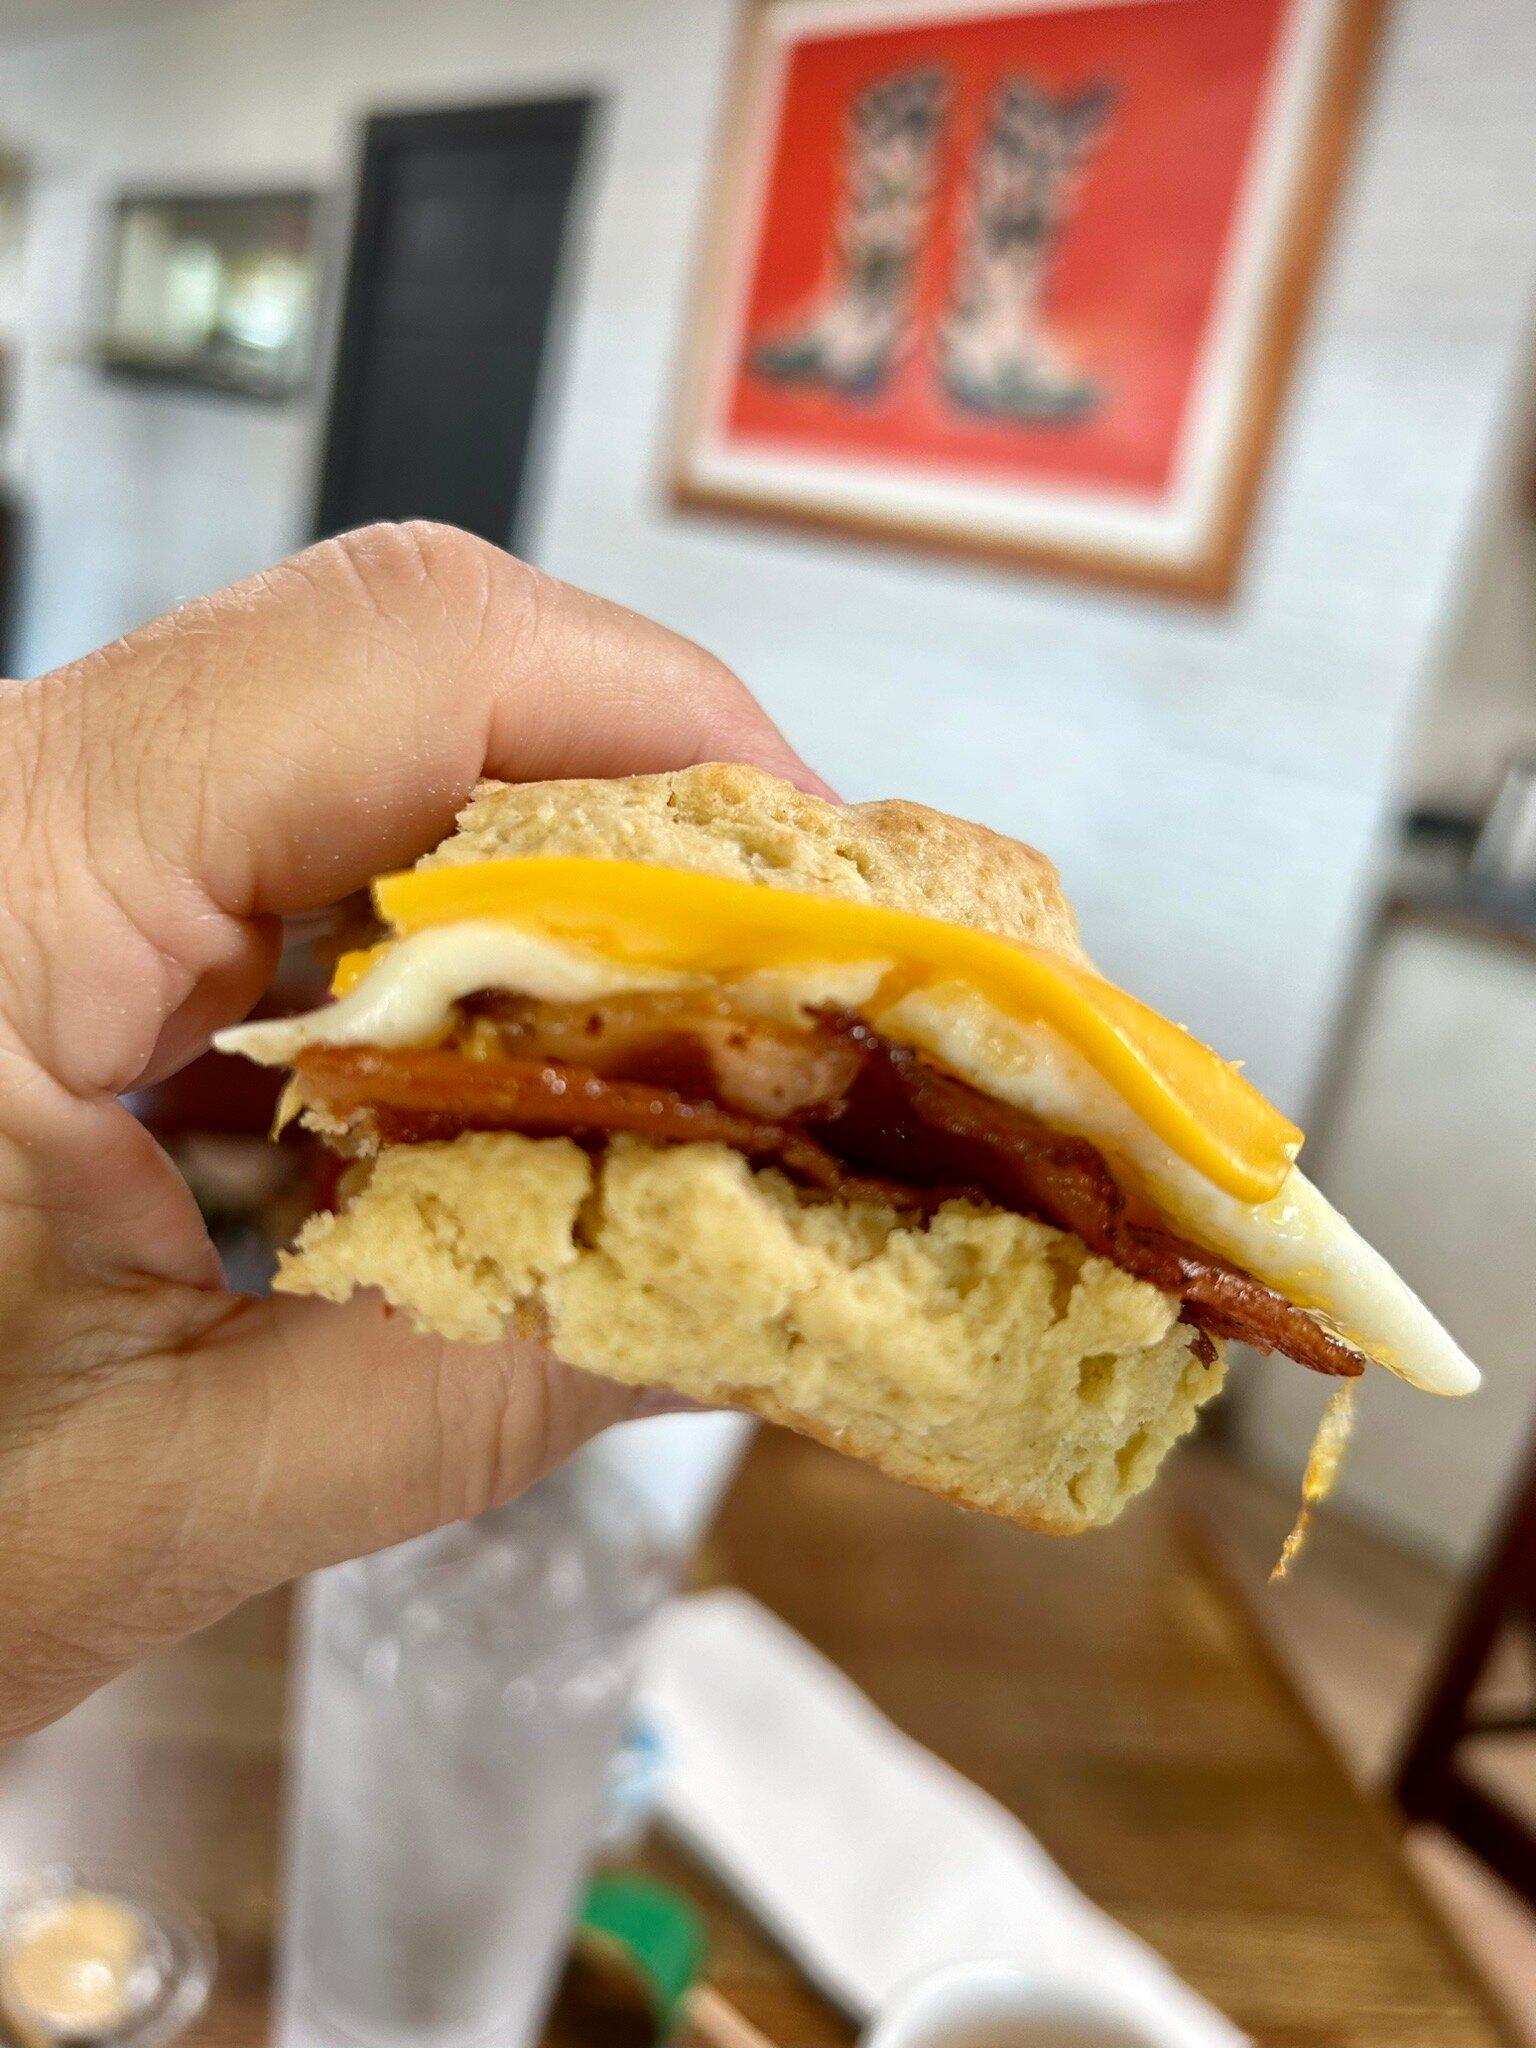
(333, 942), (390, 995)
(350, 857), (1302, 1204)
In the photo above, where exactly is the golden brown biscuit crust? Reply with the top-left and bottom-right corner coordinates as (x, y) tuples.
(424, 763), (1089, 963)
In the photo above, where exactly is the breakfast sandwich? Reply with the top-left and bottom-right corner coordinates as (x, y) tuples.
(216, 766), (1477, 1534)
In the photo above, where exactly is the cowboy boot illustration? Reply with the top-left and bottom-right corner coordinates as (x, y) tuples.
(941, 78), (1115, 422)
(752, 67), (949, 400)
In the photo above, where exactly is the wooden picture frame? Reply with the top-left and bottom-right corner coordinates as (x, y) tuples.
(670, 0), (1384, 602)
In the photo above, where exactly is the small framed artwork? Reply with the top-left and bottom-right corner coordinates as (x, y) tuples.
(671, 0), (1383, 599)
(100, 189), (321, 401)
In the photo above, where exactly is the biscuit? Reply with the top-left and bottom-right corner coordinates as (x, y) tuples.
(278, 1133), (1222, 1531)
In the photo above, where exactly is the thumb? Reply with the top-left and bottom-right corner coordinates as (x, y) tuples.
(2, 1284), (640, 1738)
(192, 1291), (645, 1579)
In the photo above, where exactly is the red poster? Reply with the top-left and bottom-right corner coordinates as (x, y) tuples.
(674, 0), (1375, 599)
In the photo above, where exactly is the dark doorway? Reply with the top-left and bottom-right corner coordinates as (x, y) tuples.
(314, 97), (592, 548)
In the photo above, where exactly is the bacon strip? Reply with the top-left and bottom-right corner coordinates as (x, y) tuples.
(294, 1014), (1365, 1380)
(458, 990), (865, 1120)
(827, 1035), (1365, 1379)
(293, 1044), (955, 1213)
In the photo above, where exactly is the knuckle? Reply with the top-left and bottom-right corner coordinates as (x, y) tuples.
(327, 518), (486, 594)
(321, 520), (545, 661)
(315, 518), (436, 595)
(409, 521), (547, 629)
(395, 517), (494, 572)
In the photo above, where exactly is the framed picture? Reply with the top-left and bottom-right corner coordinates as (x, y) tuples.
(671, 0), (1382, 599)
(100, 190), (321, 402)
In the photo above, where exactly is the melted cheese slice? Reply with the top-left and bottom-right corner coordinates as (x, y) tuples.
(365, 857), (1301, 1204)
(215, 856), (1479, 1398)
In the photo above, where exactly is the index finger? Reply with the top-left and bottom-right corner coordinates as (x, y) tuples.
(64, 520), (829, 921)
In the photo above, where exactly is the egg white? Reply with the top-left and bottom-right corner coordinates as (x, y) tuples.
(215, 921), (1478, 1398)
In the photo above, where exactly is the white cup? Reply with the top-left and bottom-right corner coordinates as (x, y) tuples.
(862, 1960), (1175, 2048)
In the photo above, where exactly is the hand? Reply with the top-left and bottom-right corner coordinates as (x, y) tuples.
(0, 521), (828, 1740)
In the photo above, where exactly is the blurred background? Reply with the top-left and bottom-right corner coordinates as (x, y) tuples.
(0, 1), (1534, 2044)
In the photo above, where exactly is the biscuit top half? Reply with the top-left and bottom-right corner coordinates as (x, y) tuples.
(423, 763), (1089, 966)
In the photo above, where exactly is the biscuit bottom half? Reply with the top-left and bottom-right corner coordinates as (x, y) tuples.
(275, 1130), (1225, 1532)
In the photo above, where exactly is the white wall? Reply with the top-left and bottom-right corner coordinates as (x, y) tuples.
(1409, 481), (1536, 817)
(1242, 918), (1536, 1568)
(1, 0), (1535, 1136)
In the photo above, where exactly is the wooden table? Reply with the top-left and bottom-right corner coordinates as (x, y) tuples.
(679, 1434), (1513, 2048)
(0, 1434), (1512, 2048)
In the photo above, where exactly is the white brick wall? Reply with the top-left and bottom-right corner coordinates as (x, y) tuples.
(0, 0), (1532, 1130)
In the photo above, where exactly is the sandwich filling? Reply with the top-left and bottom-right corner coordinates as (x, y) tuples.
(216, 856), (1479, 1399)
(290, 994), (1362, 1378)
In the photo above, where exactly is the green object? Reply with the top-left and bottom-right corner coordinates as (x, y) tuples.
(578, 1875), (706, 2032)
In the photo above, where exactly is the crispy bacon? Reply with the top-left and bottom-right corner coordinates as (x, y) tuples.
(458, 991), (865, 1120)
(293, 1043), (954, 1213)
(821, 1033), (1365, 1379)
(293, 1000), (1366, 1381)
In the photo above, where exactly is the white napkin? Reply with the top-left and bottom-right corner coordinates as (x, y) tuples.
(640, 1589), (1248, 2048)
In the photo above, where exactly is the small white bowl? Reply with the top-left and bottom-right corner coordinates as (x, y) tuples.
(862, 1959), (1176, 2048)
(0, 1867), (214, 2048)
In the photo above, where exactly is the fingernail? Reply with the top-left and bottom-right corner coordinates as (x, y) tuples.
(786, 766), (844, 804)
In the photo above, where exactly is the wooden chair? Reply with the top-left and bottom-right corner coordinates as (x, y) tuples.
(1395, 1418), (1536, 1901)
